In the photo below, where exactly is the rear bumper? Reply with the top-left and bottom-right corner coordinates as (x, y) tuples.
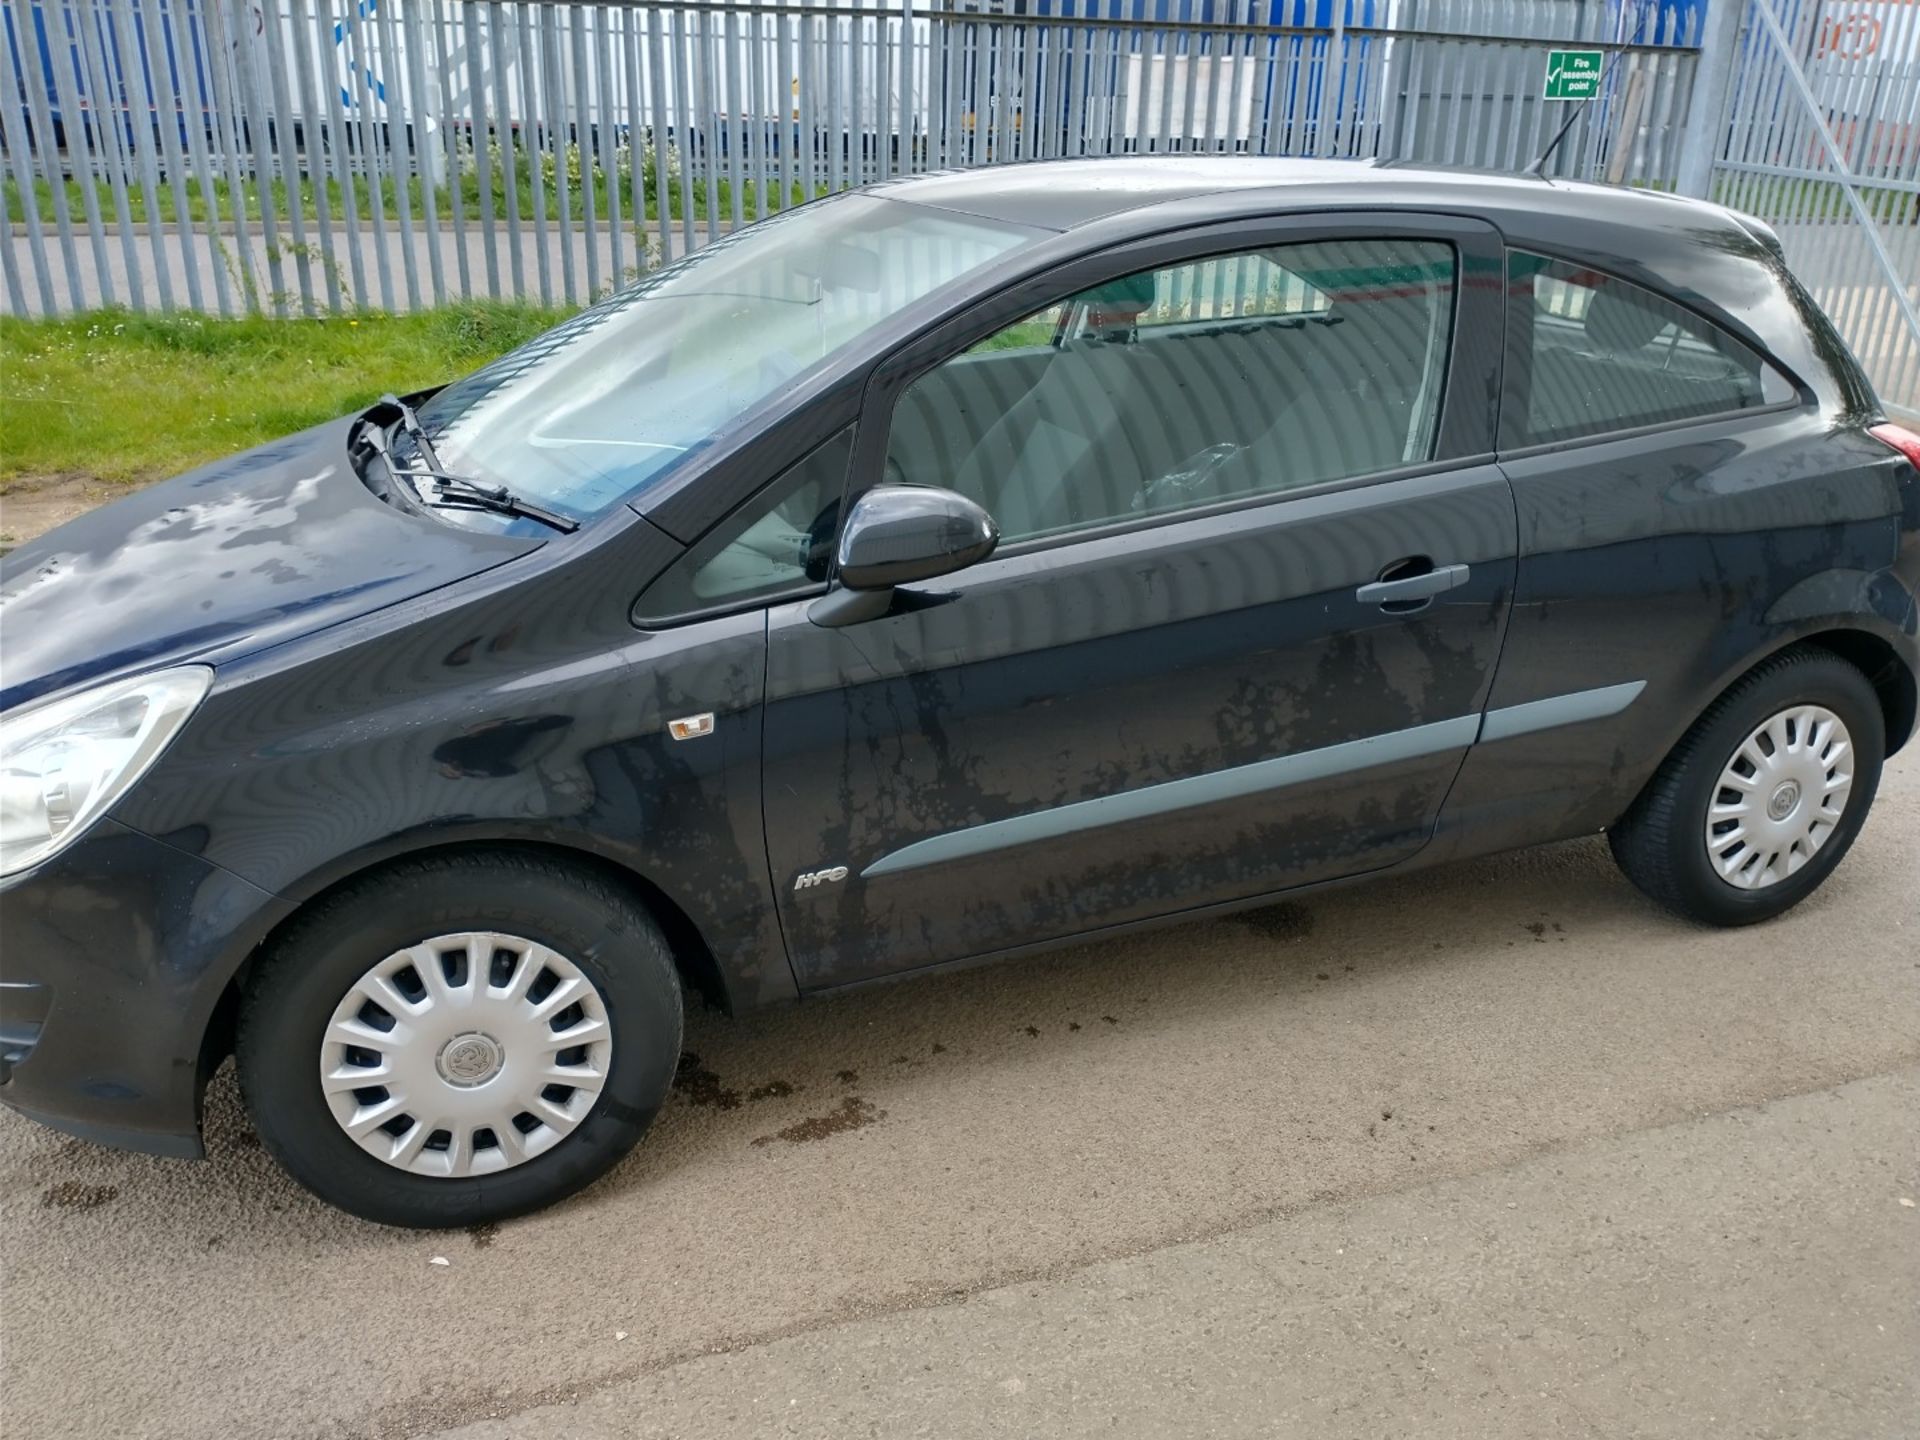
(0, 819), (292, 1158)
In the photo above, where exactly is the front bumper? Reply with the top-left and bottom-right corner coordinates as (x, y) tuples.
(0, 818), (292, 1157)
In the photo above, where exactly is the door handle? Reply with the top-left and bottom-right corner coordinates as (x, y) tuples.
(1355, 560), (1471, 609)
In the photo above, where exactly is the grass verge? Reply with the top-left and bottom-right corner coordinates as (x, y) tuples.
(0, 301), (573, 487)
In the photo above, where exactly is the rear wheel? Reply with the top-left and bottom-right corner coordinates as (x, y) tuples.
(1609, 647), (1885, 926)
(237, 852), (681, 1227)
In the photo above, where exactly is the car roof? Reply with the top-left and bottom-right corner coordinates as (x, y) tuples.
(868, 155), (1750, 247)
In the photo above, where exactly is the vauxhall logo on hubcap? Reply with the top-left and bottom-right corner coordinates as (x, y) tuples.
(437, 1032), (505, 1087)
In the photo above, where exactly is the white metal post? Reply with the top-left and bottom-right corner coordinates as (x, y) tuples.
(1675, 0), (1743, 197)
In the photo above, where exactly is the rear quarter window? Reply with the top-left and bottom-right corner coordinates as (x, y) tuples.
(1502, 252), (1795, 449)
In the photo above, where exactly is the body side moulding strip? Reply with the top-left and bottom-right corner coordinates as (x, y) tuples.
(857, 681), (1649, 882)
(1477, 681), (1647, 743)
(862, 715), (1480, 880)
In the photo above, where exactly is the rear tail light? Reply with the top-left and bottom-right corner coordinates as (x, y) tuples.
(1868, 421), (1920, 474)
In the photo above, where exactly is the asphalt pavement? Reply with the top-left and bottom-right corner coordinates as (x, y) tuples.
(1, 758), (1915, 1439)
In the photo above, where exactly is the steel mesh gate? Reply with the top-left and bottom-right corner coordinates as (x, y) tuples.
(1710, 0), (1920, 416)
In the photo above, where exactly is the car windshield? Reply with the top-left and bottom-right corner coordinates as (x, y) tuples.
(410, 194), (1046, 520)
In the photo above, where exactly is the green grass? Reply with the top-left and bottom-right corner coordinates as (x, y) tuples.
(4, 147), (823, 227)
(0, 300), (573, 485)
(1709, 174), (1920, 225)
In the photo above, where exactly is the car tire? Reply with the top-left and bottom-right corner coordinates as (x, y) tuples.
(236, 851), (681, 1228)
(1609, 646), (1885, 927)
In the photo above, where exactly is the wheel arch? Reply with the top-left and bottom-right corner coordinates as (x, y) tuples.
(1797, 627), (1917, 757)
(195, 837), (739, 1109)
(1604, 619), (1913, 843)
(1662, 621), (1917, 776)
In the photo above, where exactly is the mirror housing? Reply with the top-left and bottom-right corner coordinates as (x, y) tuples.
(838, 485), (999, 590)
(810, 485), (998, 627)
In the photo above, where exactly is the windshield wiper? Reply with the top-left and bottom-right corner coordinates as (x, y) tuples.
(372, 394), (578, 533)
(387, 463), (580, 533)
(381, 391), (445, 473)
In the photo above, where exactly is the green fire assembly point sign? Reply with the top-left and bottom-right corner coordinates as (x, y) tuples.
(1544, 49), (1604, 101)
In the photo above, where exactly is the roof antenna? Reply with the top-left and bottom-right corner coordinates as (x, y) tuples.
(1523, 8), (1650, 179)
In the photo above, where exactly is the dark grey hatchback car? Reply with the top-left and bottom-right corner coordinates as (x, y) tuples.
(3, 159), (1917, 1226)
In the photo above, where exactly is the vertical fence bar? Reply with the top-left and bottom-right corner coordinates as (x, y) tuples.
(644, 4), (671, 264)
(312, 0), (366, 308)
(1152, 19), (1176, 152)
(898, 0), (914, 174)
(542, 4), (568, 302)
(943, 12), (964, 167)
(514, 5), (548, 303)
(822, 4), (841, 183)
(693, 6), (714, 231)
(347, 0), (393, 310)
(570, 5), (599, 298)
(59, 0), (123, 308)
(492, 3), (524, 298)
(594, 4), (621, 288)
(998, 8), (1013, 165)
(436, 0), (471, 300)
(402, 0), (444, 304)
(724, 5), (744, 223)
(1254, 4), (1280, 155)
(749, 4), (771, 204)
(542, 4), (573, 305)
(0, 199), (28, 313)
(621, 6), (644, 271)
(778, 9), (797, 206)
(110, 0), (179, 307)
(1225, 0), (1252, 154)
(793, 4), (813, 201)
(0, 13), (57, 313)
(201, 0), (258, 307)
(1070, 10), (1095, 157)
(233, 0), (292, 311)
(670, 5), (693, 252)
(937, 8), (957, 166)
(258, 0), (312, 312)
(964, 13), (983, 164)
(876, 7), (892, 177)
(471, 1), (502, 299)
(377, 0), (420, 309)
(850, 3), (866, 181)
(286, 0), (340, 310)
(23, 0), (87, 309)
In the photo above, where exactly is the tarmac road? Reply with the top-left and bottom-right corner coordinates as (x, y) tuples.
(1, 759), (1915, 1439)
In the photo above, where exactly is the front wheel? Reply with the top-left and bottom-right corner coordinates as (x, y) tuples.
(236, 852), (682, 1227)
(1609, 647), (1885, 927)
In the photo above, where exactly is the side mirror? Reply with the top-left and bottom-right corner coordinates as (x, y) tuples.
(810, 486), (999, 627)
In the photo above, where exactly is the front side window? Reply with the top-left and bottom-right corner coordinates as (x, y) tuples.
(1504, 252), (1790, 448)
(412, 195), (1043, 522)
(634, 430), (852, 623)
(884, 237), (1458, 544)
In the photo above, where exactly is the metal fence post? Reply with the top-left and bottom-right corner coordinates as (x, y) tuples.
(1675, 0), (1742, 196)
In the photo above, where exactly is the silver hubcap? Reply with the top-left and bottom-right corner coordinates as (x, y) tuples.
(321, 932), (613, 1178)
(1705, 705), (1854, 891)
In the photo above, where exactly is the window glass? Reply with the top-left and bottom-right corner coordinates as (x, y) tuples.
(411, 195), (1042, 522)
(1504, 252), (1783, 447)
(1133, 251), (1331, 328)
(634, 429), (851, 622)
(884, 238), (1457, 544)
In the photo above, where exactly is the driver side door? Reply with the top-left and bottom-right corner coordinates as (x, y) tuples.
(762, 214), (1517, 990)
